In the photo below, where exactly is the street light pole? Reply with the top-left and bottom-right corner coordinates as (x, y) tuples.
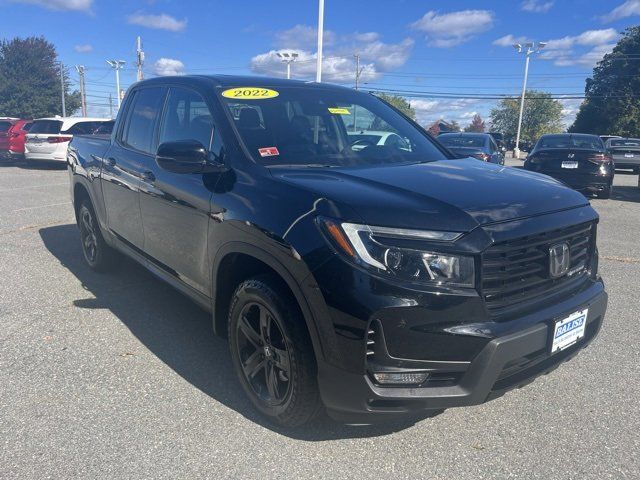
(316, 0), (324, 82)
(106, 60), (126, 109)
(276, 52), (299, 79)
(513, 41), (546, 159)
(59, 62), (66, 117)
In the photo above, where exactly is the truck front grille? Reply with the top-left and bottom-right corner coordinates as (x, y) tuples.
(481, 222), (594, 316)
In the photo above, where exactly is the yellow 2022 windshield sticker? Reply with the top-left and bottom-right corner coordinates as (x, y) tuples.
(221, 87), (279, 99)
(328, 107), (351, 115)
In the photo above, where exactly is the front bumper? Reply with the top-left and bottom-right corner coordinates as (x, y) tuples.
(318, 279), (607, 422)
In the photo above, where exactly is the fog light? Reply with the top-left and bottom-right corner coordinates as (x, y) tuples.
(372, 371), (429, 385)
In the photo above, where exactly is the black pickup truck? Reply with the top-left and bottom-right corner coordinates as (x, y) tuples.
(67, 75), (607, 426)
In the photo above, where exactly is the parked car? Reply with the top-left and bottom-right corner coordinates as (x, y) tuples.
(68, 76), (607, 426)
(25, 117), (110, 163)
(605, 137), (640, 173)
(1, 118), (22, 157)
(524, 133), (614, 198)
(437, 132), (504, 164)
(0, 119), (33, 158)
(488, 131), (506, 152)
(600, 135), (621, 144)
(347, 130), (411, 151)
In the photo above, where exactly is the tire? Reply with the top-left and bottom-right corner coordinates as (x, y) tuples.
(228, 274), (321, 427)
(596, 185), (612, 199)
(78, 199), (118, 272)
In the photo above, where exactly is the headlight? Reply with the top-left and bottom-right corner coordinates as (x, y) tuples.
(319, 218), (474, 287)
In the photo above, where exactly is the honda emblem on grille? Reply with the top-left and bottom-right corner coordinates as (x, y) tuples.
(549, 243), (570, 278)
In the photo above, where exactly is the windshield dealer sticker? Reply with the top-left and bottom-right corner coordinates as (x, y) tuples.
(328, 107), (351, 115)
(222, 87), (279, 99)
(258, 147), (280, 157)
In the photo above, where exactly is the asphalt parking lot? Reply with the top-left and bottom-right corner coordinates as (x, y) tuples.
(1, 157), (638, 479)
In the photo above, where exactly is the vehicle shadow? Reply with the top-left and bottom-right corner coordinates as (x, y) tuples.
(0, 157), (67, 170)
(610, 185), (640, 203)
(39, 223), (437, 440)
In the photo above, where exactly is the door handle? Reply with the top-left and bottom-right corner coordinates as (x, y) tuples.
(106, 157), (116, 167)
(142, 170), (156, 182)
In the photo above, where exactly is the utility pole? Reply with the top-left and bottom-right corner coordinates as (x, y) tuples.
(316, 0), (324, 82)
(108, 93), (114, 118)
(75, 65), (87, 116)
(353, 54), (365, 132)
(354, 54), (364, 90)
(106, 60), (126, 109)
(136, 36), (145, 82)
(59, 62), (66, 117)
(512, 41), (546, 158)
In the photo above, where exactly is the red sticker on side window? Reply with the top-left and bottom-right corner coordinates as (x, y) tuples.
(258, 147), (280, 157)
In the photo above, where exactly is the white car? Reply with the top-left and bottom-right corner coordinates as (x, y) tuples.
(25, 117), (110, 163)
(347, 130), (411, 151)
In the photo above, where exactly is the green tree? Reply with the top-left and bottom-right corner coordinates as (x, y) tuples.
(570, 26), (640, 136)
(374, 93), (416, 120)
(490, 90), (563, 144)
(464, 113), (485, 132)
(0, 36), (81, 118)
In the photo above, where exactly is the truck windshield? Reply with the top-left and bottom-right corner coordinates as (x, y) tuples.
(218, 85), (447, 167)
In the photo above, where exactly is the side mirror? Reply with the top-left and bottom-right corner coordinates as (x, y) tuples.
(156, 140), (227, 174)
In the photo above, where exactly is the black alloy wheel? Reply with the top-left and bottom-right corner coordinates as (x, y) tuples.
(80, 207), (99, 265)
(77, 200), (118, 272)
(228, 275), (321, 427)
(235, 301), (292, 405)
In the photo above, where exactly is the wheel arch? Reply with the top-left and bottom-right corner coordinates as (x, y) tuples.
(211, 242), (326, 364)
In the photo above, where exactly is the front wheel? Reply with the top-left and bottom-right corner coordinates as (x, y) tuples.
(228, 275), (321, 427)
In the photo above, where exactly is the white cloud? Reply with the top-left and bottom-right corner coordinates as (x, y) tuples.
(558, 97), (584, 126)
(493, 34), (532, 47)
(521, 0), (554, 13)
(74, 44), (93, 53)
(601, 0), (640, 23)
(538, 29), (619, 67)
(127, 13), (187, 32)
(154, 58), (185, 76)
(410, 10), (495, 48)
(545, 28), (619, 50)
(411, 98), (482, 125)
(274, 24), (337, 50)
(251, 50), (365, 83)
(250, 28), (413, 83)
(12, 0), (92, 11)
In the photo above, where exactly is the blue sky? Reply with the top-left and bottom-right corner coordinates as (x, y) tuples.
(1, 0), (639, 126)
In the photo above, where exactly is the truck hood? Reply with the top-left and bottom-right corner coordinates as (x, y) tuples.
(271, 158), (589, 232)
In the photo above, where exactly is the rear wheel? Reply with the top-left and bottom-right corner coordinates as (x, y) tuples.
(228, 275), (321, 427)
(596, 184), (612, 199)
(78, 200), (118, 271)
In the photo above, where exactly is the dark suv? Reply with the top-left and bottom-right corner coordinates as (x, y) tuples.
(68, 76), (607, 426)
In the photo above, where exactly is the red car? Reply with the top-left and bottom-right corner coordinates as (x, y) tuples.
(0, 118), (33, 158)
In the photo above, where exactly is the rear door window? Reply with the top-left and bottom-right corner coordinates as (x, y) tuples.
(122, 87), (167, 154)
(29, 120), (63, 134)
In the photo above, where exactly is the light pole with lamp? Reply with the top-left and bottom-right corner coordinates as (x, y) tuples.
(276, 52), (299, 79)
(512, 41), (546, 159)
